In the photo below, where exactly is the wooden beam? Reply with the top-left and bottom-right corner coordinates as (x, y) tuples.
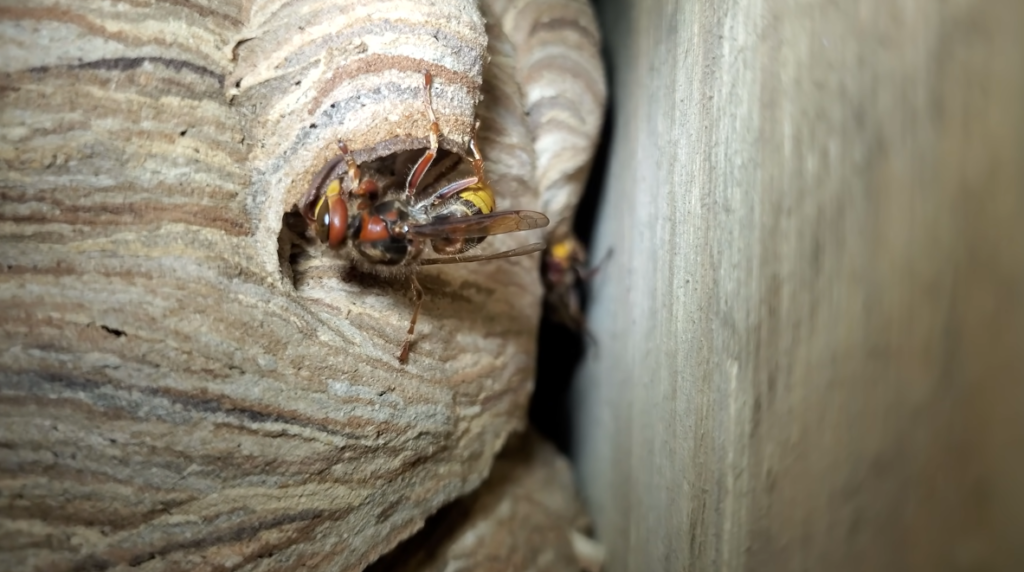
(575, 0), (1024, 570)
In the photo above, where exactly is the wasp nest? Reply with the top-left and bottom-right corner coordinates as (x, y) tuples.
(0, 0), (605, 570)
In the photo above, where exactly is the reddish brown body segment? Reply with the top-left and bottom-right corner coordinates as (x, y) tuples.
(327, 193), (348, 248)
(359, 214), (391, 242)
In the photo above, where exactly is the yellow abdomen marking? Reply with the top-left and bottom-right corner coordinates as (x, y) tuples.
(311, 181), (344, 218)
(326, 179), (343, 197)
(460, 183), (496, 214)
(316, 179), (343, 211)
(550, 239), (574, 263)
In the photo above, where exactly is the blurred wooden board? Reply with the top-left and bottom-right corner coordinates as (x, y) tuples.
(574, 0), (1024, 570)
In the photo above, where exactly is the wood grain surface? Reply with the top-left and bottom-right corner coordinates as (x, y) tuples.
(574, 0), (1024, 570)
(0, 0), (606, 571)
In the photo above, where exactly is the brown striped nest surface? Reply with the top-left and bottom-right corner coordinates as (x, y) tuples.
(0, 0), (605, 570)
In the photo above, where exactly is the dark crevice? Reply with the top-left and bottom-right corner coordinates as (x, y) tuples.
(361, 432), (541, 571)
(530, 0), (615, 460)
(100, 325), (127, 337)
(363, 499), (473, 572)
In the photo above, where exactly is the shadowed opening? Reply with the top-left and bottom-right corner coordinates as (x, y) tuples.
(530, 67), (615, 460)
